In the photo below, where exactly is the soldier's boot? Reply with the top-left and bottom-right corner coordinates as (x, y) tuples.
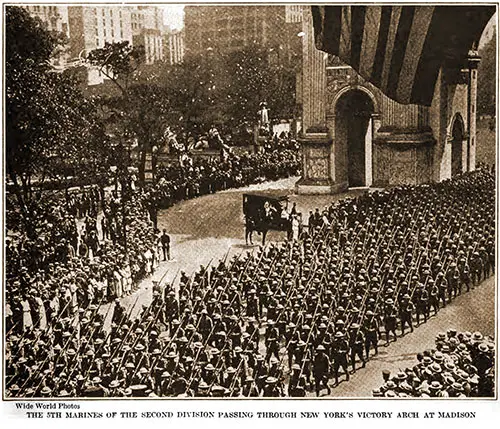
(345, 370), (350, 381)
(361, 359), (366, 368)
(326, 384), (331, 395)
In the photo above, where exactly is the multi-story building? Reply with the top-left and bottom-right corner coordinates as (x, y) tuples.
(166, 28), (185, 65)
(24, 4), (70, 36)
(184, 5), (303, 122)
(285, 5), (303, 23)
(131, 6), (164, 64)
(67, 6), (133, 85)
(25, 5), (165, 85)
(24, 5), (70, 68)
(184, 5), (301, 64)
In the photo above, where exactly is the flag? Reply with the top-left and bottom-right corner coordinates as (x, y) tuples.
(312, 6), (496, 106)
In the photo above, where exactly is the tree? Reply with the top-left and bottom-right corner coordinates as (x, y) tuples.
(161, 53), (227, 134)
(5, 6), (110, 237)
(87, 41), (171, 183)
(161, 46), (297, 134)
(477, 31), (496, 116)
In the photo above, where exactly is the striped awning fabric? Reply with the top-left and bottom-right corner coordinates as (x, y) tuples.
(312, 5), (496, 106)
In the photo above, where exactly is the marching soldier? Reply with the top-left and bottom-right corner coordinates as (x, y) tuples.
(383, 299), (398, 345)
(363, 310), (379, 358)
(312, 345), (331, 396)
(348, 324), (365, 372)
(400, 294), (415, 335)
(415, 284), (429, 324)
(332, 332), (349, 386)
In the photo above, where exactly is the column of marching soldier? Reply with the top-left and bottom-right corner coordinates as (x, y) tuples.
(5, 168), (495, 398)
(5, 148), (301, 324)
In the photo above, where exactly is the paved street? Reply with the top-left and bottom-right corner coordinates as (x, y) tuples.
(330, 275), (495, 397)
(109, 177), (367, 319)
(101, 177), (496, 397)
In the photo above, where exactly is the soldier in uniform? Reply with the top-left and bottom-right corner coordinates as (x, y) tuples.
(242, 376), (260, 397)
(331, 332), (349, 386)
(383, 299), (398, 345)
(400, 294), (415, 335)
(313, 345), (331, 396)
(415, 284), (429, 324)
(428, 279), (440, 315)
(348, 324), (365, 372)
(288, 364), (306, 397)
(436, 272), (448, 307)
(363, 310), (379, 358)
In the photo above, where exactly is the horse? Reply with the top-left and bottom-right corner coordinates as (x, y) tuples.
(245, 217), (292, 246)
(245, 217), (268, 246)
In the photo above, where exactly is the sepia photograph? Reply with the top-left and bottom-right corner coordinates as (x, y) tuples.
(2, 2), (497, 402)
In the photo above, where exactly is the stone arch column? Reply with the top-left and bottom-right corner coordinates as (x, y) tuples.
(327, 86), (379, 188)
(450, 113), (467, 176)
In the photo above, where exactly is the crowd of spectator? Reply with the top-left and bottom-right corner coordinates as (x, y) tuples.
(152, 149), (300, 208)
(5, 146), (301, 335)
(373, 329), (495, 397)
(5, 166), (495, 398)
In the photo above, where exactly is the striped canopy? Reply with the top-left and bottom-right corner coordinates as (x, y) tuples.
(312, 5), (496, 106)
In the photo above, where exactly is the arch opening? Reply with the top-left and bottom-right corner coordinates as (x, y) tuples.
(451, 115), (465, 177)
(335, 89), (375, 187)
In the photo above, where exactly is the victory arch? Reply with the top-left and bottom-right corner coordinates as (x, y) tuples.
(296, 8), (481, 194)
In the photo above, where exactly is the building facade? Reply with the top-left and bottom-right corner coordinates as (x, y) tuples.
(285, 5), (303, 23)
(25, 5), (164, 85)
(131, 6), (164, 64)
(24, 5), (70, 36)
(166, 29), (185, 65)
(67, 6), (133, 85)
(297, 7), (479, 194)
(184, 5), (301, 62)
(24, 5), (70, 69)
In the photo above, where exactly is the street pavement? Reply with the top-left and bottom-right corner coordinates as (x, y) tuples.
(327, 275), (495, 397)
(101, 176), (495, 397)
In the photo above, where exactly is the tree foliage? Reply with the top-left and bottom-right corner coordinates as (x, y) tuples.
(160, 45), (297, 134)
(87, 41), (145, 94)
(87, 42), (172, 183)
(5, 6), (110, 237)
(224, 45), (296, 126)
(161, 54), (227, 132)
(477, 31), (496, 116)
